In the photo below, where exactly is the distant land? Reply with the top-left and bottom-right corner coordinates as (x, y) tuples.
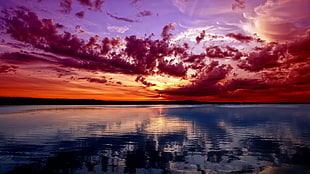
(0, 97), (303, 105)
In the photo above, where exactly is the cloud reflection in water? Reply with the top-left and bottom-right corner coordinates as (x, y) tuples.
(0, 104), (309, 173)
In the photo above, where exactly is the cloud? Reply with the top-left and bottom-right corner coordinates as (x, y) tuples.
(59, 0), (72, 13)
(226, 33), (253, 43)
(77, 0), (92, 7)
(135, 76), (156, 87)
(1, 7), (310, 102)
(287, 64), (310, 86)
(287, 31), (310, 63)
(205, 46), (227, 59)
(79, 77), (107, 83)
(75, 25), (85, 33)
(161, 23), (176, 40)
(106, 12), (137, 23)
(224, 78), (271, 92)
(1, 8), (77, 55)
(93, 0), (104, 11)
(195, 30), (205, 44)
(75, 11), (85, 18)
(248, 0), (310, 42)
(131, 0), (141, 5)
(107, 25), (129, 33)
(205, 45), (243, 60)
(53, 67), (77, 78)
(160, 61), (232, 96)
(171, 0), (235, 17)
(0, 64), (18, 73)
(0, 52), (57, 65)
(75, 0), (104, 11)
(0, 8), (186, 77)
(238, 43), (284, 72)
(232, 0), (245, 10)
(124, 35), (155, 72)
(158, 60), (187, 77)
(238, 33), (310, 73)
(137, 10), (152, 17)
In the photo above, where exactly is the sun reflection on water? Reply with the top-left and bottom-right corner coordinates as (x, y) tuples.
(0, 105), (309, 174)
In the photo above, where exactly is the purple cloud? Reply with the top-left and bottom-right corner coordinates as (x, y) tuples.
(160, 62), (232, 96)
(94, 0), (104, 11)
(60, 0), (72, 13)
(137, 10), (152, 17)
(1, 7), (310, 101)
(77, 0), (92, 7)
(106, 12), (137, 23)
(232, 0), (245, 10)
(238, 43), (283, 71)
(161, 23), (176, 40)
(195, 30), (206, 44)
(226, 33), (253, 43)
(75, 11), (85, 18)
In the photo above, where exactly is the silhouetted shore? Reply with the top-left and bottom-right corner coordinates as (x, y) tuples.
(0, 97), (302, 105)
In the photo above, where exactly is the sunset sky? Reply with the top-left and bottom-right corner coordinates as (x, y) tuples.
(0, 0), (309, 102)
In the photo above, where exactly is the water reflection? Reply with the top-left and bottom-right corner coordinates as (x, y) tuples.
(0, 105), (309, 174)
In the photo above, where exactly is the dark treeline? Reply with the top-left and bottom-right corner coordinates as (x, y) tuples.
(0, 97), (297, 105)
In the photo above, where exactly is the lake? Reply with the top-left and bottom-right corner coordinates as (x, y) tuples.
(0, 105), (309, 174)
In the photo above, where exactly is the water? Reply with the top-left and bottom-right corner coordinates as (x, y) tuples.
(0, 105), (309, 174)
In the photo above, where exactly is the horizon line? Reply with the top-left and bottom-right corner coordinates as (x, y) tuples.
(0, 97), (308, 105)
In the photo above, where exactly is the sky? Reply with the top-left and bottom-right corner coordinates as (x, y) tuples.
(0, 0), (309, 102)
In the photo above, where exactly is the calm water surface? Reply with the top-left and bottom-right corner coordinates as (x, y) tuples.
(0, 105), (309, 174)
